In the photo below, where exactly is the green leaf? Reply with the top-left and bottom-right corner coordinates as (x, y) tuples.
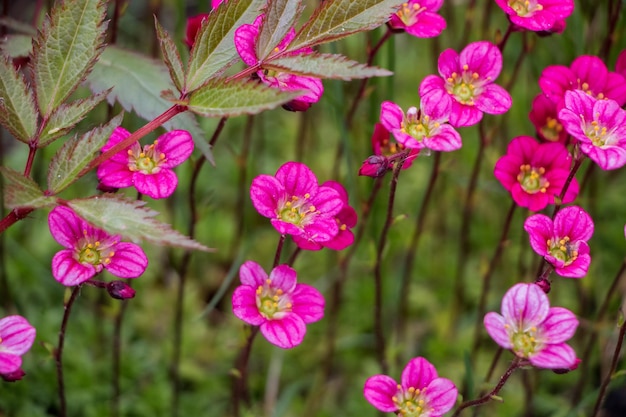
(256, 0), (304, 60)
(0, 55), (38, 143)
(285, 0), (400, 52)
(0, 34), (33, 58)
(68, 194), (212, 251)
(85, 46), (213, 164)
(185, 0), (265, 92)
(154, 17), (185, 93)
(187, 78), (301, 117)
(48, 113), (123, 194)
(265, 53), (393, 80)
(38, 90), (110, 147)
(0, 167), (55, 210)
(31, 0), (107, 117)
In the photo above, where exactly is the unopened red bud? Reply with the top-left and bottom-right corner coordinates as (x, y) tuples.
(534, 276), (551, 294)
(1, 368), (26, 382)
(282, 99), (312, 112)
(107, 281), (136, 300)
(359, 155), (390, 178)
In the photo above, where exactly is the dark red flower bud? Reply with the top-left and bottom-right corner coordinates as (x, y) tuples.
(534, 276), (551, 294)
(359, 155), (390, 178)
(107, 281), (136, 300)
(1, 368), (26, 382)
(282, 99), (312, 112)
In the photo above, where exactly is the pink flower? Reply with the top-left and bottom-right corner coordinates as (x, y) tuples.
(231, 261), (324, 349)
(558, 90), (626, 170)
(250, 162), (344, 244)
(484, 283), (579, 369)
(420, 41), (512, 127)
(380, 90), (462, 151)
(49, 206), (148, 286)
(529, 93), (567, 143)
(0, 315), (36, 378)
(494, 0), (574, 32)
(293, 181), (357, 251)
(524, 205), (594, 278)
(494, 136), (579, 211)
(363, 357), (457, 416)
(389, 0), (446, 38)
(97, 127), (194, 199)
(539, 55), (626, 108)
(359, 123), (420, 177)
(234, 15), (323, 109)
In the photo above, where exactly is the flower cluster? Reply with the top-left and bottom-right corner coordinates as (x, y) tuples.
(231, 261), (324, 348)
(0, 315), (36, 382)
(49, 206), (148, 286)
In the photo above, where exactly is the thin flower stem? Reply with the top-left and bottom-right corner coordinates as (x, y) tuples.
(395, 152), (441, 343)
(498, 22), (514, 52)
(273, 234), (286, 268)
(374, 157), (407, 375)
(452, 358), (524, 417)
(553, 150), (584, 217)
(591, 316), (626, 417)
(232, 326), (260, 417)
(56, 286), (81, 417)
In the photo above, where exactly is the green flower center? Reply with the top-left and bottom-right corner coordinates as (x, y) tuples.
(445, 66), (485, 106)
(517, 164), (550, 194)
(547, 236), (578, 265)
(393, 385), (430, 417)
(128, 140), (166, 174)
(508, 0), (543, 16)
(396, 2), (426, 26)
(509, 325), (541, 358)
(540, 117), (563, 142)
(586, 119), (614, 148)
(76, 232), (117, 267)
(256, 279), (292, 319)
(278, 194), (318, 226)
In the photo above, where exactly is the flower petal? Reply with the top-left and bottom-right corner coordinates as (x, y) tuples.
(234, 19), (261, 66)
(275, 162), (318, 197)
(48, 206), (86, 248)
(291, 283), (324, 323)
(97, 159), (134, 189)
(554, 206), (594, 242)
(104, 242), (148, 278)
(269, 264), (297, 292)
(484, 312), (512, 349)
(363, 374), (398, 412)
(133, 170), (177, 199)
(524, 214), (553, 256)
(501, 283), (549, 327)
(156, 130), (194, 168)
(475, 84), (512, 115)
(259, 313), (306, 348)
(232, 286), (265, 326)
(460, 41), (502, 81)
(0, 316), (36, 356)
(250, 174), (286, 218)
(239, 260), (267, 287)
(529, 343), (578, 369)
(52, 250), (97, 286)
(424, 124), (462, 152)
(542, 307), (578, 344)
(0, 353), (21, 375)
(380, 101), (405, 131)
(424, 377), (458, 415)
(401, 357), (438, 390)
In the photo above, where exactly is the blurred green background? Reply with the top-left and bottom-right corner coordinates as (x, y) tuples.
(1, 0), (626, 416)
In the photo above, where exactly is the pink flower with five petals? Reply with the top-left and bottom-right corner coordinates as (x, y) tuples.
(49, 206), (148, 286)
(0, 315), (36, 378)
(494, 0), (574, 32)
(389, 0), (446, 38)
(363, 357), (458, 416)
(231, 261), (324, 349)
(494, 136), (578, 211)
(524, 205), (594, 278)
(420, 41), (512, 127)
(97, 127), (194, 199)
(484, 283), (579, 369)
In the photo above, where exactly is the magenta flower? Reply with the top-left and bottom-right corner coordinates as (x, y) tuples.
(0, 315), (36, 378)
(558, 90), (626, 170)
(529, 93), (567, 143)
(539, 55), (626, 108)
(250, 162), (344, 244)
(389, 0), (446, 38)
(235, 15), (323, 109)
(484, 283), (579, 369)
(363, 357), (457, 416)
(293, 181), (357, 251)
(494, 136), (579, 211)
(49, 206), (148, 286)
(97, 127), (194, 199)
(524, 205), (594, 278)
(420, 41), (512, 127)
(231, 261), (324, 349)
(494, 0), (573, 32)
(380, 90), (462, 152)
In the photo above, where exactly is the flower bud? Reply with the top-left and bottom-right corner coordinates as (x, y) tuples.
(534, 276), (551, 294)
(282, 99), (312, 112)
(359, 155), (390, 178)
(107, 281), (136, 300)
(552, 357), (580, 374)
(1, 368), (26, 382)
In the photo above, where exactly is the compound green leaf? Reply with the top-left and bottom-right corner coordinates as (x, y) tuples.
(185, 0), (265, 92)
(48, 113), (123, 194)
(155, 17), (185, 93)
(31, 0), (107, 117)
(0, 167), (55, 210)
(285, 0), (400, 52)
(256, 0), (304, 60)
(68, 194), (212, 251)
(85, 46), (213, 163)
(0, 55), (38, 143)
(265, 53), (393, 80)
(187, 78), (300, 117)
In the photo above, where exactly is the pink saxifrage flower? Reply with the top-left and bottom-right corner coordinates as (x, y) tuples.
(250, 162), (344, 244)
(494, 136), (579, 211)
(49, 206), (148, 286)
(231, 261), (324, 349)
(389, 0), (446, 38)
(494, 0), (574, 32)
(380, 90), (462, 152)
(363, 357), (458, 416)
(558, 90), (626, 170)
(97, 127), (194, 199)
(484, 283), (579, 369)
(0, 315), (36, 378)
(420, 41), (512, 127)
(529, 93), (567, 143)
(539, 55), (626, 108)
(235, 15), (323, 110)
(524, 205), (594, 278)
